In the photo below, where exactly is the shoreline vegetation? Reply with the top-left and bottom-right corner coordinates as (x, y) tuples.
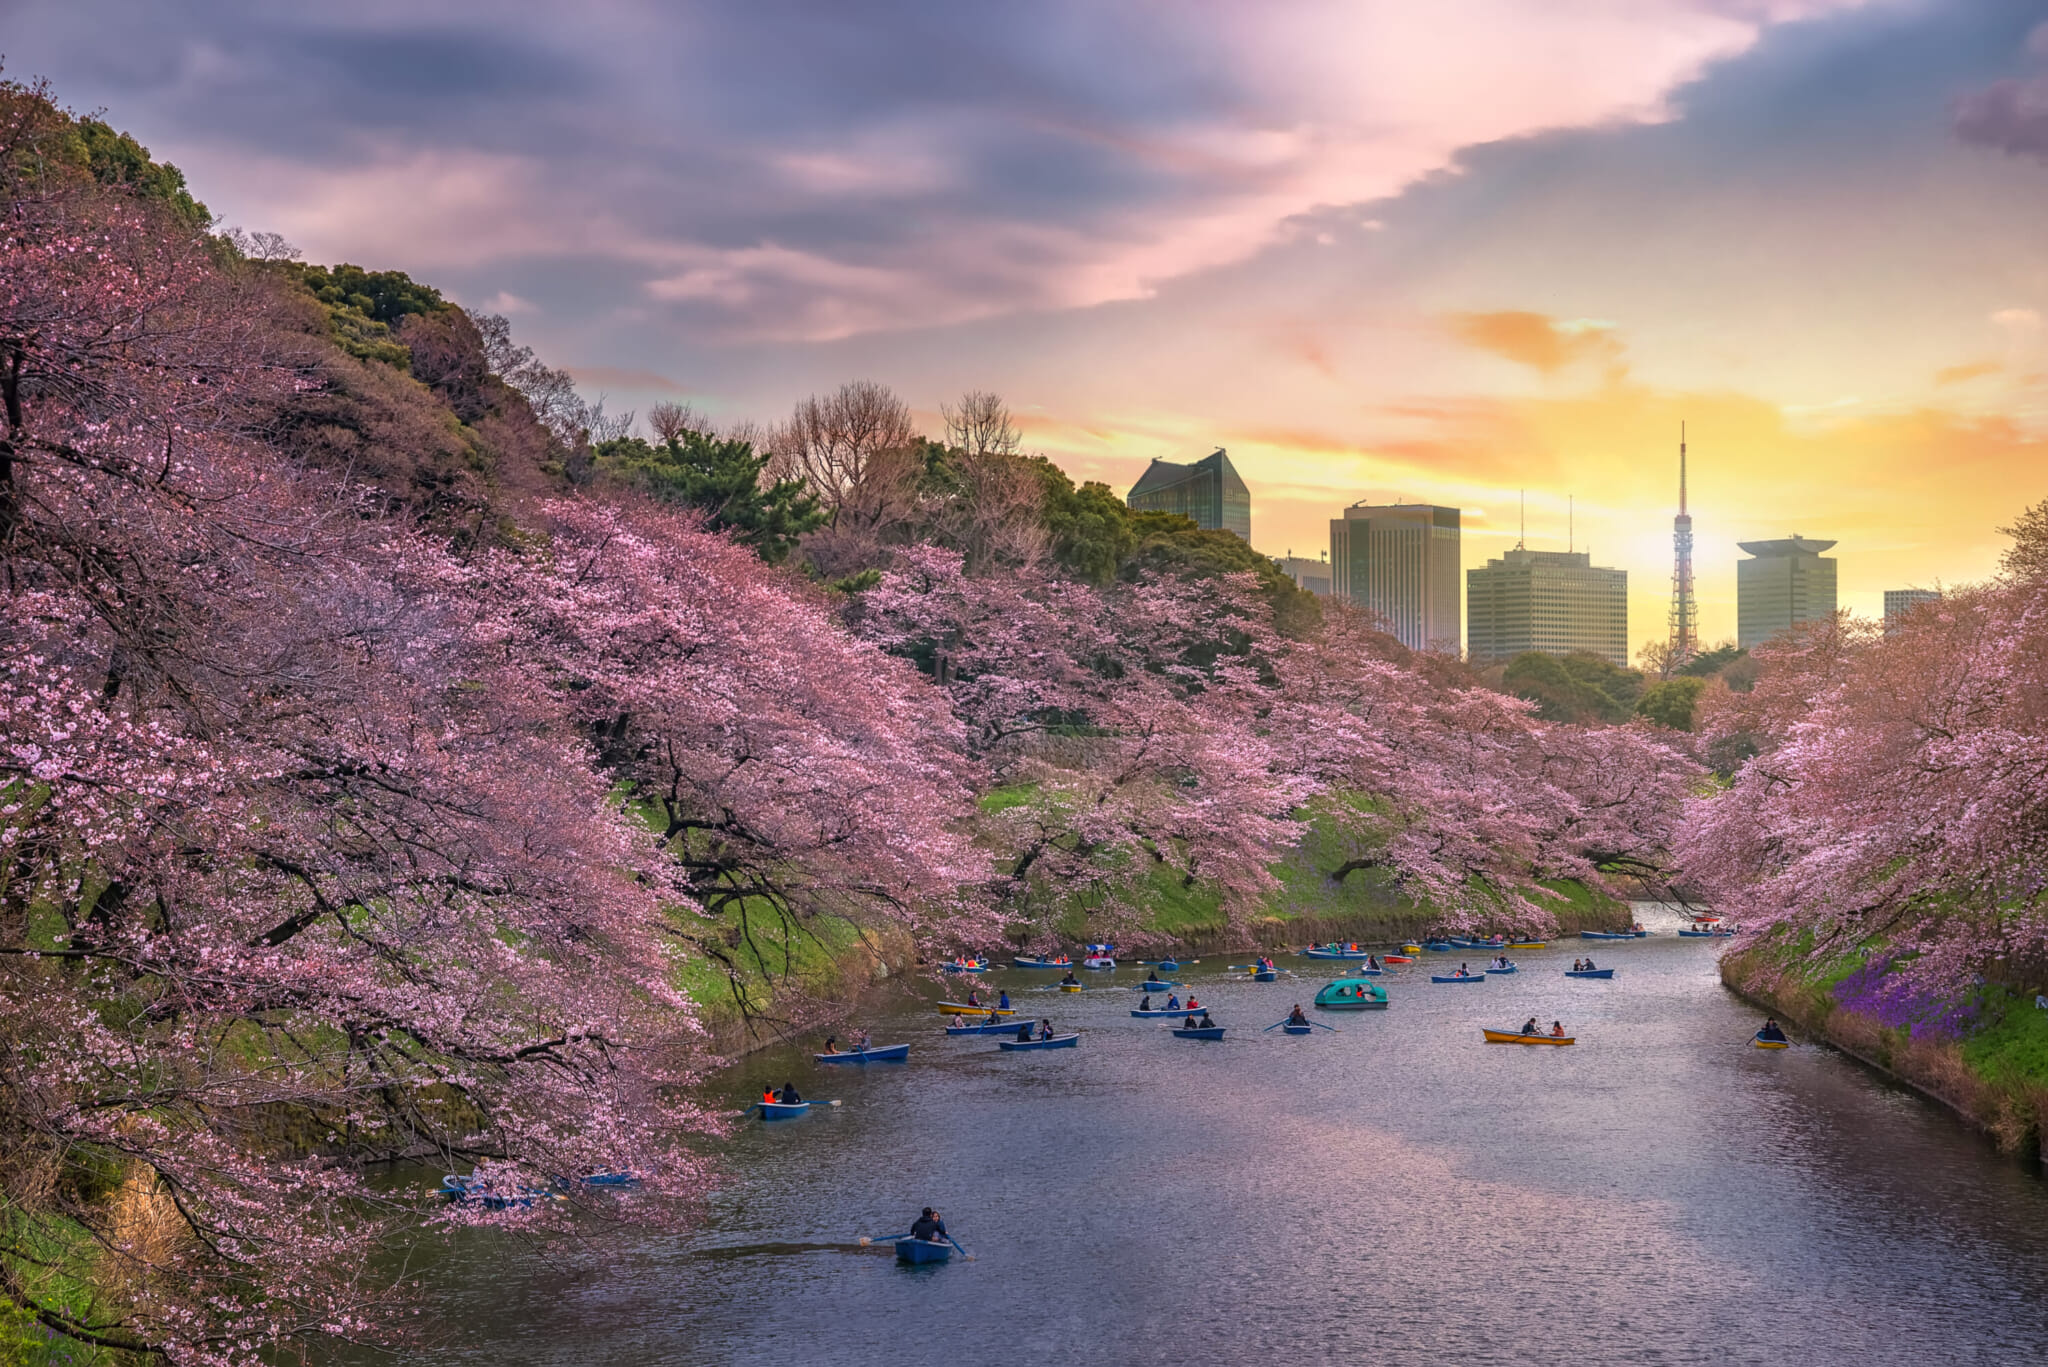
(1721, 943), (2048, 1163)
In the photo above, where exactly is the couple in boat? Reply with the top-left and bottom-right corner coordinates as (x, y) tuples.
(1182, 1010), (1217, 1029)
(1517, 1018), (1566, 1038)
(1014, 1018), (1059, 1042)
(1571, 957), (1599, 971)
(762, 1081), (803, 1104)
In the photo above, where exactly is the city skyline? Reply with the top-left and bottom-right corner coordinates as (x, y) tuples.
(13, 1), (2045, 647)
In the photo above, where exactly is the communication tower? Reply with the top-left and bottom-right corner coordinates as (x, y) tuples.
(1667, 424), (1697, 666)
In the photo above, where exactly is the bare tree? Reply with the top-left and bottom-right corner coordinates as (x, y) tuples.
(220, 226), (302, 261)
(471, 310), (631, 445)
(770, 380), (920, 526)
(942, 389), (1021, 460)
(647, 400), (708, 444)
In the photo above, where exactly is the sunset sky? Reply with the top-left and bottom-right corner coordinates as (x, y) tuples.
(16, 0), (2048, 650)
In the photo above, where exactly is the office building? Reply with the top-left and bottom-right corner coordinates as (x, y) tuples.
(1126, 448), (1251, 540)
(1329, 503), (1461, 652)
(1736, 536), (1838, 649)
(1274, 554), (1331, 596)
(1467, 549), (1629, 667)
(1884, 588), (1940, 633)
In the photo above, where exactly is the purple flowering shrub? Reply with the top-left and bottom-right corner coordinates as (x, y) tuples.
(1833, 955), (1983, 1041)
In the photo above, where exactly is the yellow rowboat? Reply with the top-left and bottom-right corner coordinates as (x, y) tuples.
(937, 1001), (1015, 1016)
(1753, 1038), (1789, 1049)
(1060, 983), (1083, 993)
(1401, 944), (1423, 955)
(1507, 941), (1547, 950)
(1482, 1028), (1575, 1046)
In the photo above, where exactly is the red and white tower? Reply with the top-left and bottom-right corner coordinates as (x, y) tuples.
(1667, 423), (1697, 666)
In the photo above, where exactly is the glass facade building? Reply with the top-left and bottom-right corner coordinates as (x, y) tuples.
(1329, 503), (1462, 653)
(1466, 549), (1629, 667)
(1736, 536), (1838, 649)
(1126, 448), (1251, 540)
(1883, 588), (1940, 634)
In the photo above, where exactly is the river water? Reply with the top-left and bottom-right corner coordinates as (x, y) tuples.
(397, 906), (2048, 1366)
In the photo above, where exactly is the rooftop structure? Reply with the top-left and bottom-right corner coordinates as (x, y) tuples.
(1126, 448), (1251, 540)
(1274, 553), (1331, 597)
(1883, 588), (1940, 634)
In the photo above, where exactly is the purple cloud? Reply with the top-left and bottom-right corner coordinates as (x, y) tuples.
(1954, 22), (2048, 162)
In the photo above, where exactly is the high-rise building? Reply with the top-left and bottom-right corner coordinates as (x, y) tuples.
(1669, 425), (1698, 667)
(1467, 549), (1629, 667)
(1329, 503), (1461, 652)
(1736, 536), (1838, 649)
(1274, 553), (1331, 596)
(1883, 588), (1940, 633)
(1126, 447), (1251, 540)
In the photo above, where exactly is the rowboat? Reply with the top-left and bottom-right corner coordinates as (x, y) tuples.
(1678, 929), (1735, 938)
(758, 1099), (812, 1119)
(439, 1175), (561, 1208)
(1253, 969), (1279, 982)
(1171, 1026), (1226, 1040)
(1384, 954), (1416, 964)
(1138, 979), (1178, 992)
(940, 959), (991, 973)
(813, 1043), (910, 1063)
(1431, 974), (1485, 984)
(1012, 956), (1072, 970)
(1482, 1028), (1575, 1046)
(1421, 941), (1455, 952)
(1281, 1023), (1314, 1035)
(1131, 1006), (1203, 1017)
(1507, 941), (1547, 950)
(997, 1032), (1081, 1050)
(1153, 960), (1180, 972)
(575, 1171), (641, 1187)
(946, 1020), (1024, 1035)
(1484, 964), (1518, 974)
(1688, 913), (1724, 924)
(1400, 945), (1424, 955)
(1754, 1037), (1790, 1049)
(896, 1237), (952, 1264)
(1580, 930), (1646, 940)
(1564, 968), (1615, 979)
(1302, 946), (1374, 960)
(1059, 982), (1083, 992)
(937, 1001), (1014, 1016)
(1314, 978), (1388, 1010)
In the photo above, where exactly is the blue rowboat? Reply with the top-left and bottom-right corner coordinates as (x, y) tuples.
(1421, 941), (1455, 952)
(758, 1100), (812, 1120)
(1580, 931), (1642, 940)
(576, 1171), (641, 1187)
(1282, 1023), (1314, 1035)
(439, 1175), (560, 1209)
(813, 1043), (911, 1063)
(1565, 968), (1616, 979)
(1253, 969), (1279, 982)
(1431, 974), (1485, 984)
(946, 1019), (1023, 1035)
(1011, 956), (1072, 970)
(1131, 1005), (1201, 1017)
(1313, 978), (1388, 1010)
(1153, 960), (1180, 972)
(1484, 964), (1518, 974)
(896, 1237), (952, 1264)
(1677, 929), (1735, 938)
(1138, 979), (1178, 992)
(1302, 947), (1373, 960)
(1171, 1026), (1226, 1040)
(940, 962), (991, 973)
(997, 1033), (1081, 1050)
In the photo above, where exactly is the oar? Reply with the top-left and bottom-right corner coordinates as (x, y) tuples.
(945, 1233), (975, 1261)
(857, 1231), (912, 1246)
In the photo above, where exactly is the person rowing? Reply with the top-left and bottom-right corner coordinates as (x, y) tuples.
(1198, 1011), (1215, 1028)
(965, 987), (981, 1007)
(776, 1081), (803, 1104)
(1038, 1018), (1055, 1040)
(1572, 958), (1584, 971)
(1458, 962), (1471, 977)
(1583, 957), (1597, 970)
(1287, 1004), (1308, 1026)
(1015, 1020), (1033, 1043)
(1060, 970), (1079, 986)
(1184, 1013), (1199, 1028)
(1367, 954), (1381, 970)
(1521, 1017), (1539, 1036)
(1757, 1018), (1788, 1043)
(985, 1006), (1001, 1024)
(909, 1207), (947, 1244)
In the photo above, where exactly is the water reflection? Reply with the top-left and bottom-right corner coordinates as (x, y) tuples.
(385, 907), (2048, 1366)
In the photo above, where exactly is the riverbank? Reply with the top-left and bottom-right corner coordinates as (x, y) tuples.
(1721, 942), (2048, 1163)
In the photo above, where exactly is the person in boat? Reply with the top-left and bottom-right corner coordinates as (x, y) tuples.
(1572, 958), (1584, 971)
(1139, 994), (1152, 1011)
(1550, 1021), (1565, 1037)
(998, 990), (1010, 1009)
(1758, 1018), (1788, 1042)
(1458, 963), (1471, 977)
(1015, 1020), (1033, 1042)
(1185, 996), (1200, 1011)
(985, 1007), (1001, 1024)
(778, 1081), (803, 1104)
(1584, 957), (1596, 970)
(1521, 1017), (1539, 1036)
(1198, 1011), (1215, 1028)
(965, 987), (981, 1007)
(910, 1208), (947, 1243)
(1184, 1013), (1199, 1028)
(1165, 994), (1181, 1011)
(1039, 1019), (1056, 1040)
(1060, 970), (1079, 986)
(762, 1086), (776, 1103)
(1288, 1004), (1309, 1026)
(856, 1028), (872, 1050)
(1368, 954), (1381, 970)
(823, 1035), (837, 1054)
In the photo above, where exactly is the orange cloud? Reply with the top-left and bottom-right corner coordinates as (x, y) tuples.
(1934, 359), (2001, 386)
(1449, 311), (1625, 375)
